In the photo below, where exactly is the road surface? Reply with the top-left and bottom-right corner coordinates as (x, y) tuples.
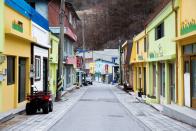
(50, 83), (149, 131)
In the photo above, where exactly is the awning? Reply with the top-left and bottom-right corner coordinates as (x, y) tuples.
(49, 27), (77, 42)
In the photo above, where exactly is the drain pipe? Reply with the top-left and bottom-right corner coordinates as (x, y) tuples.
(172, 0), (179, 104)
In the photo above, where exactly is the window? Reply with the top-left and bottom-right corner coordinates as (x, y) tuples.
(50, 40), (53, 54)
(137, 41), (139, 54)
(69, 12), (73, 25)
(155, 22), (164, 40)
(160, 63), (165, 97)
(73, 18), (76, 29)
(184, 43), (196, 54)
(7, 56), (15, 85)
(144, 37), (147, 52)
(35, 56), (41, 80)
(184, 61), (190, 73)
(153, 64), (156, 96)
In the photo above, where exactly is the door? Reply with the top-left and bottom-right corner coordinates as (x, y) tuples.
(43, 58), (48, 92)
(153, 64), (156, 96)
(169, 63), (175, 102)
(18, 58), (26, 103)
(191, 57), (196, 108)
(144, 67), (146, 95)
(160, 63), (165, 97)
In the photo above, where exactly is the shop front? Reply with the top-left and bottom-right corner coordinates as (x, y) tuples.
(0, 1), (35, 112)
(176, 0), (196, 109)
(30, 18), (50, 92)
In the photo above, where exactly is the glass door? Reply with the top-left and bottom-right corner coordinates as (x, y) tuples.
(191, 56), (196, 109)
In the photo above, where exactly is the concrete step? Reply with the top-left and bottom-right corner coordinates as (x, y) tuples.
(162, 104), (196, 127)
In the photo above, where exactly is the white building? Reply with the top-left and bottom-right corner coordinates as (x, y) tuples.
(77, 49), (119, 73)
(30, 14), (50, 91)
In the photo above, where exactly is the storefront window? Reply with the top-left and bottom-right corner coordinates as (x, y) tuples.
(160, 63), (165, 97)
(7, 56), (15, 85)
(35, 56), (41, 80)
(193, 44), (196, 53)
(184, 43), (196, 55)
(192, 59), (196, 98)
(184, 61), (190, 73)
(184, 45), (193, 54)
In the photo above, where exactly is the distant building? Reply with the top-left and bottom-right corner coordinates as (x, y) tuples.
(77, 49), (119, 75)
(95, 59), (118, 83)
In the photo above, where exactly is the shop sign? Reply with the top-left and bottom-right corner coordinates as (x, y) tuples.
(12, 20), (23, 33)
(181, 19), (196, 35)
(138, 55), (143, 60)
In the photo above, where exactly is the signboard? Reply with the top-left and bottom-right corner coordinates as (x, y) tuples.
(181, 0), (196, 35)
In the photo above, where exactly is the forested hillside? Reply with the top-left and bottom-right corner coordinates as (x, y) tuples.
(71, 0), (164, 49)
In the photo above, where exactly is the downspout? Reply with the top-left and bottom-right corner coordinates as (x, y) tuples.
(172, 0), (179, 104)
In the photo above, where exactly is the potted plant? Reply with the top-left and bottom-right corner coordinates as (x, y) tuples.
(138, 88), (143, 97)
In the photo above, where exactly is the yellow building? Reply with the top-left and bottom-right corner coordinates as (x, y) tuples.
(175, 0), (196, 109)
(89, 62), (95, 74)
(0, 2), (35, 113)
(131, 30), (148, 96)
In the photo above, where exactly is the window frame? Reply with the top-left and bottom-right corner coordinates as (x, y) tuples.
(137, 41), (139, 54)
(155, 22), (164, 40)
(7, 56), (15, 85)
(144, 37), (147, 52)
(35, 55), (41, 81)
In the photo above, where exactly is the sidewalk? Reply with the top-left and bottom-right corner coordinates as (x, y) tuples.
(111, 86), (196, 131)
(0, 86), (88, 131)
(0, 85), (77, 123)
(162, 104), (196, 127)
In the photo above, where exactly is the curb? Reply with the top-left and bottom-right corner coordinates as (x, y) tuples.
(0, 108), (25, 123)
(110, 86), (152, 131)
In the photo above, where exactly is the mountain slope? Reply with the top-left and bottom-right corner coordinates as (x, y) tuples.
(74, 0), (162, 50)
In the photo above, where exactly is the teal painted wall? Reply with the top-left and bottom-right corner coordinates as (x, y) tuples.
(49, 34), (59, 97)
(0, 0), (4, 52)
(147, 2), (176, 61)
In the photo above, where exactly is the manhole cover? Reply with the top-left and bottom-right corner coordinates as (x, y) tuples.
(80, 98), (118, 103)
(108, 115), (124, 118)
(79, 99), (95, 101)
(97, 98), (118, 103)
(135, 111), (146, 116)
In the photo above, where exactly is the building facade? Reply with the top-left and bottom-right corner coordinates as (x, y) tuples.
(122, 40), (133, 89)
(95, 59), (117, 83)
(146, 1), (178, 104)
(176, 0), (196, 109)
(48, 1), (79, 90)
(49, 34), (59, 97)
(131, 31), (148, 95)
(31, 18), (50, 91)
(0, 0), (35, 112)
(0, 0), (4, 112)
(26, 0), (79, 91)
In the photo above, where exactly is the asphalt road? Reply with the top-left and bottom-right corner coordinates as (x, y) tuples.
(50, 83), (150, 131)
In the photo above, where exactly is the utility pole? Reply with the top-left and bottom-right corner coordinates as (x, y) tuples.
(82, 13), (86, 72)
(56, 0), (65, 101)
(119, 39), (123, 85)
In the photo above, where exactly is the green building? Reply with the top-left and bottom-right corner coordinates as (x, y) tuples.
(49, 34), (59, 98)
(146, 0), (179, 105)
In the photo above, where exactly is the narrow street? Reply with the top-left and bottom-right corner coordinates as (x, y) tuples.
(50, 83), (149, 131)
